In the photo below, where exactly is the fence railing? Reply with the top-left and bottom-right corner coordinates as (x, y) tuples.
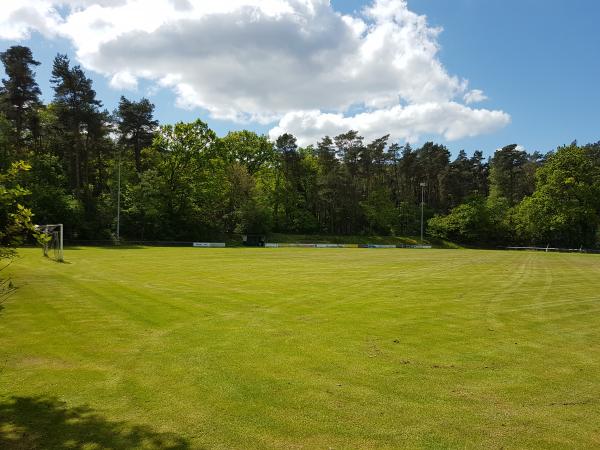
(506, 246), (600, 254)
(56, 240), (433, 249)
(265, 243), (432, 249)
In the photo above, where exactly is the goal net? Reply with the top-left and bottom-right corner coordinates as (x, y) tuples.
(36, 224), (64, 262)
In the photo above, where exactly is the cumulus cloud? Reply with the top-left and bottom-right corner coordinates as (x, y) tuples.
(270, 103), (510, 146)
(109, 71), (138, 90)
(0, 0), (61, 40)
(464, 89), (488, 104)
(0, 0), (510, 145)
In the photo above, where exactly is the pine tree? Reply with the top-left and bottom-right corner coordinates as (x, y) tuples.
(0, 46), (41, 150)
(115, 96), (158, 173)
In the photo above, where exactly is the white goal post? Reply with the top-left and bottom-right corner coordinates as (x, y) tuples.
(35, 224), (64, 262)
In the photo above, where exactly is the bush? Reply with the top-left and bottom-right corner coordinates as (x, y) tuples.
(428, 197), (489, 243)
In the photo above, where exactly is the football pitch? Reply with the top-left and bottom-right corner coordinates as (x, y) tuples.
(1, 247), (599, 449)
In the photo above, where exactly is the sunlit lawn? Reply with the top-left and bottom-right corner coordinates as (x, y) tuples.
(1, 247), (599, 449)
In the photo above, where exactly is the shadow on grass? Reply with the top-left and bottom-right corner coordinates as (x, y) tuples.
(0, 272), (17, 313)
(0, 396), (190, 449)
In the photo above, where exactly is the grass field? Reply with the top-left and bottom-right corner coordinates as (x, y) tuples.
(1, 247), (599, 449)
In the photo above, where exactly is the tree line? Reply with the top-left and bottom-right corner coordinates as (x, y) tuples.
(1, 45), (599, 249)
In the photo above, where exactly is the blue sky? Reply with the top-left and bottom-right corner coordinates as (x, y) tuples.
(399, 0), (600, 154)
(1, 0), (598, 157)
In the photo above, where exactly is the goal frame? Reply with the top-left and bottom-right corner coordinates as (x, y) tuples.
(36, 223), (64, 262)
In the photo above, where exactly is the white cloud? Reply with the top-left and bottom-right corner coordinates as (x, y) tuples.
(109, 71), (138, 90)
(464, 89), (488, 104)
(269, 103), (511, 146)
(0, 0), (130, 40)
(0, 1), (61, 40)
(0, 0), (510, 145)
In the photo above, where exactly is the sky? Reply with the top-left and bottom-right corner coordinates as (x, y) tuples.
(0, 0), (598, 157)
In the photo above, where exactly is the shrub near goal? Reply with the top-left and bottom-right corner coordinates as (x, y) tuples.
(36, 224), (64, 262)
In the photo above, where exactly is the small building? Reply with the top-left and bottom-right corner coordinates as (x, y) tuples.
(242, 234), (266, 247)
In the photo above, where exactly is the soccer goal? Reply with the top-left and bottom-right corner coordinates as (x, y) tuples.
(36, 224), (64, 262)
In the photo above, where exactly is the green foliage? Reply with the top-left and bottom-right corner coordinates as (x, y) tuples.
(144, 120), (219, 238)
(115, 96), (158, 172)
(428, 197), (489, 243)
(489, 144), (540, 206)
(484, 194), (513, 243)
(415, 142), (451, 211)
(219, 130), (275, 175)
(122, 169), (163, 239)
(0, 113), (13, 166)
(24, 152), (77, 228)
(360, 187), (397, 235)
(0, 46), (41, 147)
(515, 144), (600, 247)
(50, 53), (107, 203)
(1, 43), (599, 247)
(446, 150), (489, 207)
(395, 201), (421, 236)
(0, 161), (37, 258)
(236, 194), (272, 235)
(273, 134), (320, 233)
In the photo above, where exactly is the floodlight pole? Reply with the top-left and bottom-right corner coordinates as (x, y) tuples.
(420, 182), (427, 244)
(116, 151), (121, 245)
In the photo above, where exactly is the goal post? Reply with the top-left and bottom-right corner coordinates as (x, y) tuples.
(35, 224), (64, 262)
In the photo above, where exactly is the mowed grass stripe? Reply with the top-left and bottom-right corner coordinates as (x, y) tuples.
(0, 247), (599, 449)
